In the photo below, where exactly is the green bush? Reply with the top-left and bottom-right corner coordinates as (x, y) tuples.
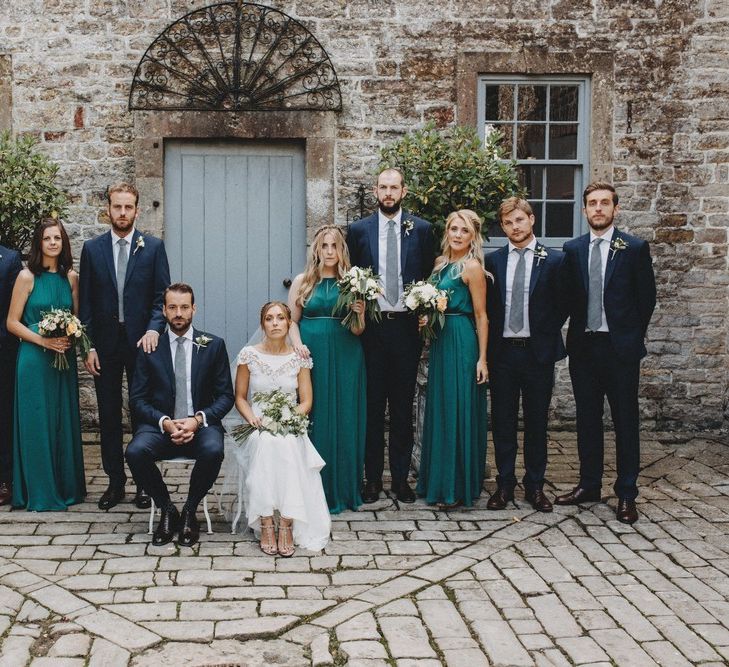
(0, 131), (68, 252)
(378, 122), (524, 238)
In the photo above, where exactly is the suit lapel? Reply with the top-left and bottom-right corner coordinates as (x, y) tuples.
(400, 213), (411, 279)
(578, 234), (590, 292)
(529, 245), (545, 297)
(604, 229), (621, 288)
(101, 231), (117, 290)
(123, 229), (141, 288)
(159, 332), (175, 391)
(495, 246), (508, 307)
(365, 214), (379, 269)
(191, 328), (201, 408)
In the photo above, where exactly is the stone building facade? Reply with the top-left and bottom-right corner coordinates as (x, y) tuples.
(0, 0), (727, 431)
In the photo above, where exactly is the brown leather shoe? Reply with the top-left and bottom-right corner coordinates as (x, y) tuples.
(486, 486), (514, 510)
(616, 498), (638, 524)
(525, 489), (553, 513)
(554, 487), (601, 506)
(0, 481), (11, 506)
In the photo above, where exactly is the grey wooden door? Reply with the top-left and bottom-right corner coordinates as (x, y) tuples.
(164, 140), (306, 356)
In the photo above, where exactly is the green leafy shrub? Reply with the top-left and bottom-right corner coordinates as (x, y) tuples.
(0, 131), (68, 252)
(378, 122), (524, 238)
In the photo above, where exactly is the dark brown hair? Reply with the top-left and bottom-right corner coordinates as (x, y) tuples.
(259, 301), (291, 327)
(107, 182), (139, 206)
(27, 218), (73, 277)
(582, 182), (618, 206)
(164, 282), (195, 305)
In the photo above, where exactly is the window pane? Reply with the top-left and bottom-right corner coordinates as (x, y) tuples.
(546, 165), (575, 199)
(550, 86), (578, 121)
(517, 125), (545, 159)
(518, 164), (543, 198)
(491, 123), (514, 157)
(485, 85), (514, 121)
(517, 85), (546, 121)
(549, 124), (578, 159)
(545, 202), (574, 237)
(530, 201), (544, 237)
(486, 219), (506, 239)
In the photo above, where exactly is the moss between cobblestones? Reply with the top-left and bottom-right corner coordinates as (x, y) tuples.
(28, 614), (61, 657)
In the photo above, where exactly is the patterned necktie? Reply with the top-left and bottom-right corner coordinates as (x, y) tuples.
(116, 238), (128, 323)
(509, 248), (527, 333)
(386, 219), (399, 307)
(587, 238), (604, 331)
(174, 336), (188, 420)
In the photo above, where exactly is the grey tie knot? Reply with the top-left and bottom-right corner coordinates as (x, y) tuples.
(118, 238), (128, 247)
(177, 336), (186, 345)
(593, 237), (603, 248)
(514, 247), (526, 257)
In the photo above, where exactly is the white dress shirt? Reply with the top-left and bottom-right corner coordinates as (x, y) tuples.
(158, 327), (207, 432)
(110, 227), (134, 275)
(377, 209), (405, 312)
(587, 225), (614, 333)
(504, 237), (537, 338)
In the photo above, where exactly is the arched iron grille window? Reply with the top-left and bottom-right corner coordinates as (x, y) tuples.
(129, 2), (342, 112)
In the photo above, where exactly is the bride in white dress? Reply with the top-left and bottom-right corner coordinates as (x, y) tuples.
(233, 301), (331, 556)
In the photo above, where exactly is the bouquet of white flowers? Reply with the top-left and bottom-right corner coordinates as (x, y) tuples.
(402, 280), (449, 342)
(37, 308), (93, 371)
(333, 266), (383, 332)
(232, 389), (309, 443)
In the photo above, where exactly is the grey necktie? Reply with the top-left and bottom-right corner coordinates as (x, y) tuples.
(386, 219), (399, 307)
(116, 238), (128, 322)
(587, 238), (604, 331)
(174, 336), (188, 420)
(509, 248), (527, 333)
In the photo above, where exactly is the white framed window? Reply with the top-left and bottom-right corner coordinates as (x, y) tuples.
(477, 75), (591, 247)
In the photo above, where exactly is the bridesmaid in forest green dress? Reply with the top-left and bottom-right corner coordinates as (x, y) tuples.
(289, 226), (367, 513)
(7, 219), (86, 511)
(417, 210), (489, 508)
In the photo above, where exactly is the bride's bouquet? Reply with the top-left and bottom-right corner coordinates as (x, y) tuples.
(333, 266), (383, 332)
(37, 308), (93, 371)
(232, 390), (309, 443)
(402, 280), (449, 342)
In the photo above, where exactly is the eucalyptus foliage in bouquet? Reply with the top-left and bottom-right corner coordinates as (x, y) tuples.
(38, 308), (92, 370)
(334, 266), (383, 332)
(402, 280), (449, 342)
(232, 390), (309, 443)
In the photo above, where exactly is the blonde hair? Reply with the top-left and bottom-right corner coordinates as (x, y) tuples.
(435, 209), (484, 274)
(296, 226), (351, 306)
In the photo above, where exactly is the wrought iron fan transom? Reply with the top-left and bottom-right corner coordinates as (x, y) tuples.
(129, 2), (342, 112)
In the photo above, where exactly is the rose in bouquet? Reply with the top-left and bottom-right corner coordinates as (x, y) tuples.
(37, 308), (93, 371)
(402, 280), (449, 342)
(232, 389), (310, 443)
(333, 266), (383, 332)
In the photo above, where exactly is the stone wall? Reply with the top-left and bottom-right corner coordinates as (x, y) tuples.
(0, 0), (727, 430)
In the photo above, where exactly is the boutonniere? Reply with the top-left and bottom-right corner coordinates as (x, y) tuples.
(609, 236), (628, 260)
(401, 217), (414, 237)
(533, 245), (548, 266)
(194, 334), (212, 349)
(133, 235), (145, 255)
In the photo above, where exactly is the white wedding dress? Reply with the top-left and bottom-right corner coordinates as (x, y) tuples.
(230, 346), (331, 551)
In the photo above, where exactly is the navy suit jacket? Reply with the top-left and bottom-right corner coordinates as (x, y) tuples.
(485, 244), (568, 366)
(130, 328), (234, 430)
(563, 228), (656, 362)
(79, 229), (170, 353)
(346, 210), (436, 288)
(0, 245), (22, 347)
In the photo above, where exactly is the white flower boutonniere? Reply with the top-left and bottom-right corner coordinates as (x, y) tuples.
(610, 236), (629, 260)
(194, 334), (212, 349)
(133, 236), (145, 255)
(534, 245), (548, 266)
(401, 218), (414, 237)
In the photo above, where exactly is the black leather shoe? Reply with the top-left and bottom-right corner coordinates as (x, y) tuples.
(98, 484), (125, 511)
(178, 507), (200, 547)
(616, 498), (639, 524)
(391, 481), (416, 503)
(362, 480), (383, 504)
(0, 482), (11, 506)
(486, 486), (514, 510)
(525, 489), (553, 513)
(134, 488), (152, 510)
(554, 487), (601, 506)
(152, 505), (180, 546)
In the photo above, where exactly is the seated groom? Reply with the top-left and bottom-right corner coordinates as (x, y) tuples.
(126, 283), (234, 547)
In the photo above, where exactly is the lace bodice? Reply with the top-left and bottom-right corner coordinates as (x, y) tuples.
(237, 346), (312, 409)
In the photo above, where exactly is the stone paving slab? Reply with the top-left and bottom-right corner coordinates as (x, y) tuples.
(1, 432), (729, 665)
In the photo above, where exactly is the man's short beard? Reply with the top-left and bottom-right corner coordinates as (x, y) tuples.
(378, 199), (402, 216)
(587, 213), (614, 231)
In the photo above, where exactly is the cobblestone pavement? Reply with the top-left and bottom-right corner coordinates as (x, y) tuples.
(1, 432), (729, 666)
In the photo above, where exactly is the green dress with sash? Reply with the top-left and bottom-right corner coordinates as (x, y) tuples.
(300, 278), (366, 513)
(12, 271), (86, 510)
(417, 263), (488, 506)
